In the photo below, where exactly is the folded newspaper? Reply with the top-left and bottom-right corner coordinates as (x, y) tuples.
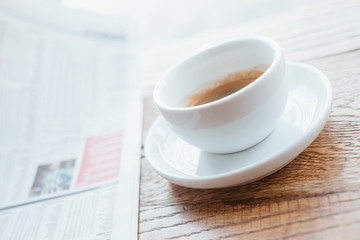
(0, 1), (142, 239)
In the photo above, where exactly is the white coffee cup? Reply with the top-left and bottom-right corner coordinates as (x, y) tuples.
(153, 36), (288, 154)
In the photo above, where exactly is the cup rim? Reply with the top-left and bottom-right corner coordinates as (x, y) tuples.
(153, 36), (283, 112)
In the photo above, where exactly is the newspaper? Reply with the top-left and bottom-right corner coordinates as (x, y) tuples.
(0, 1), (142, 239)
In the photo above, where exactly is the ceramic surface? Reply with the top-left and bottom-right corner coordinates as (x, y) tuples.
(153, 37), (287, 153)
(146, 62), (332, 188)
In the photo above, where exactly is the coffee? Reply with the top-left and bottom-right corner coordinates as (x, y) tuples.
(186, 67), (265, 107)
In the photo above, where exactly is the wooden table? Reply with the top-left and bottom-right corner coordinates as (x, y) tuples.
(139, 0), (360, 239)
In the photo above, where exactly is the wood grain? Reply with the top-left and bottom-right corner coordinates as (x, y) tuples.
(139, 0), (360, 239)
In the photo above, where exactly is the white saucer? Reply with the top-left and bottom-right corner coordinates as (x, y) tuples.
(145, 62), (332, 189)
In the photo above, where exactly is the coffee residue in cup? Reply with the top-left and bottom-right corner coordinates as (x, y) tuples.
(186, 67), (265, 107)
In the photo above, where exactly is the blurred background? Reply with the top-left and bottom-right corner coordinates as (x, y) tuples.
(62, 0), (328, 49)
